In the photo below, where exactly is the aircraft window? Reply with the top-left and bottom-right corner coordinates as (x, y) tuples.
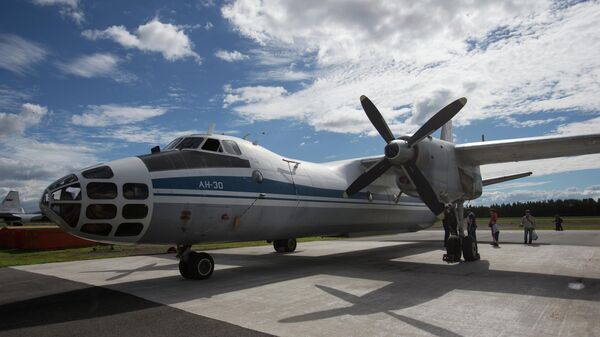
(176, 137), (205, 150)
(123, 183), (149, 200)
(202, 138), (222, 152)
(86, 204), (117, 219)
(164, 137), (183, 150)
(122, 204), (148, 219)
(81, 223), (112, 236)
(51, 204), (80, 228)
(82, 166), (113, 179)
(222, 140), (242, 155)
(115, 223), (143, 237)
(48, 174), (78, 191)
(51, 183), (82, 201)
(87, 182), (117, 199)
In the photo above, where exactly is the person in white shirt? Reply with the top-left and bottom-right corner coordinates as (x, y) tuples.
(521, 210), (536, 244)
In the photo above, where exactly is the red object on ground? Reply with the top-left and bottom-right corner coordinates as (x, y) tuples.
(0, 226), (96, 250)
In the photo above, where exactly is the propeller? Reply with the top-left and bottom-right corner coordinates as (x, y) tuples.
(344, 95), (467, 215)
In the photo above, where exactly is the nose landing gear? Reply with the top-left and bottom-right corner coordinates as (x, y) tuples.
(177, 245), (215, 280)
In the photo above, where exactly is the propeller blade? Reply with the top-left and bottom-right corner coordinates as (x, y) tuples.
(344, 158), (392, 197)
(407, 97), (467, 147)
(403, 161), (445, 215)
(360, 95), (395, 144)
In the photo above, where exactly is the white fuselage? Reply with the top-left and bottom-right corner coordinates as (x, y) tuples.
(40, 134), (438, 245)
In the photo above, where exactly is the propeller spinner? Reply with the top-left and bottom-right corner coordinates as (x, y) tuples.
(344, 95), (467, 215)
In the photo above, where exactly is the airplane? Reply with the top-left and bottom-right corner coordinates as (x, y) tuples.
(39, 95), (600, 279)
(0, 191), (46, 226)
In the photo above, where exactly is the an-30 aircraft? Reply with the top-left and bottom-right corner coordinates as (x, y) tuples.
(40, 95), (600, 279)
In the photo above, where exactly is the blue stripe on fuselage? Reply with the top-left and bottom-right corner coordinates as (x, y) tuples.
(151, 175), (420, 203)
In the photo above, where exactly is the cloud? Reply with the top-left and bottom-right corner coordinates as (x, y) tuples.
(553, 116), (600, 136)
(0, 34), (47, 75)
(57, 53), (134, 82)
(215, 49), (249, 62)
(220, 1), (600, 135)
(0, 103), (48, 137)
(0, 138), (100, 211)
(31, 0), (84, 24)
(94, 125), (202, 145)
(0, 87), (31, 110)
(71, 105), (168, 127)
(82, 18), (201, 63)
(223, 85), (288, 108)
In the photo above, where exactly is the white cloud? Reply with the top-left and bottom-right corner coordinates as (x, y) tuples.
(71, 105), (168, 127)
(0, 138), (100, 210)
(0, 103), (48, 137)
(215, 49), (249, 62)
(57, 53), (134, 82)
(82, 18), (201, 63)
(204, 22), (214, 31)
(220, 1), (600, 136)
(223, 85), (288, 108)
(0, 34), (47, 75)
(31, 0), (84, 24)
(553, 116), (600, 136)
(94, 125), (202, 145)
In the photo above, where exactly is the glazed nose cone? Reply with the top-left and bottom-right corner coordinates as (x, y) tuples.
(40, 157), (153, 243)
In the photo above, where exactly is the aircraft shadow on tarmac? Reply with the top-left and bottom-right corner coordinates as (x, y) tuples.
(1, 241), (598, 337)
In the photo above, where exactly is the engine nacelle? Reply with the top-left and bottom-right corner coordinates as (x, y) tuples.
(394, 137), (483, 202)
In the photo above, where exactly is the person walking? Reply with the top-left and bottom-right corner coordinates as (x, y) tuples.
(554, 214), (564, 231)
(466, 210), (477, 242)
(522, 209), (537, 244)
(489, 209), (499, 247)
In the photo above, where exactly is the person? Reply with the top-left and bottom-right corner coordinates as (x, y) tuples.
(442, 204), (457, 247)
(489, 208), (499, 247)
(521, 209), (537, 244)
(554, 214), (564, 231)
(466, 210), (477, 242)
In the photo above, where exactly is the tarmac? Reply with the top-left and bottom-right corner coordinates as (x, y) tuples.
(2, 230), (599, 337)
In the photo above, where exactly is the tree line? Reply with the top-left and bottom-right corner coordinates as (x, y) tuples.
(465, 198), (600, 217)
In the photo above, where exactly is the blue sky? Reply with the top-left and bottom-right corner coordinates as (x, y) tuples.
(1, 0), (600, 210)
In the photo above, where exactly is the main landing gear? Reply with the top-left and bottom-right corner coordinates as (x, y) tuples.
(443, 201), (480, 263)
(273, 238), (297, 253)
(177, 245), (215, 280)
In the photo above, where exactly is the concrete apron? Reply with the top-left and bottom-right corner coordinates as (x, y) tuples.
(15, 230), (600, 337)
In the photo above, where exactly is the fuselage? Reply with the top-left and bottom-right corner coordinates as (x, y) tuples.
(40, 134), (437, 245)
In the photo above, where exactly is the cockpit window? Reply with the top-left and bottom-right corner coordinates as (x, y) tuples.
(176, 137), (204, 150)
(164, 137), (182, 150)
(201, 138), (222, 152)
(222, 140), (242, 155)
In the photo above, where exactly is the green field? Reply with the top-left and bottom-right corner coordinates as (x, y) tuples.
(2, 216), (599, 268)
(0, 236), (339, 268)
(432, 216), (600, 230)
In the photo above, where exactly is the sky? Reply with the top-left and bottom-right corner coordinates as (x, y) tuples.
(1, 0), (600, 211)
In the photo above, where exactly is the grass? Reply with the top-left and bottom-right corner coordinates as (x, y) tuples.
(2, 216), (600, 268)
(431, 216), (600, 230)
(0, 236), (340, 268)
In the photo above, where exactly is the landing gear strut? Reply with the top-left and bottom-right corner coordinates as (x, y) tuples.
(176, 244), (215, 280)
(443, 201), (479, 262)
(273, 238), (297, 253)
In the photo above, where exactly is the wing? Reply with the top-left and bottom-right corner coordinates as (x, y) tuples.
(455, 134), (600, 165)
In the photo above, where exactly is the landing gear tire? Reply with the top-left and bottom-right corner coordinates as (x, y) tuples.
(462, 236), (480, 261)
(273, 238), (297, 253)
(443, 235), (462, 262)
(179, 252), (214, 280)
